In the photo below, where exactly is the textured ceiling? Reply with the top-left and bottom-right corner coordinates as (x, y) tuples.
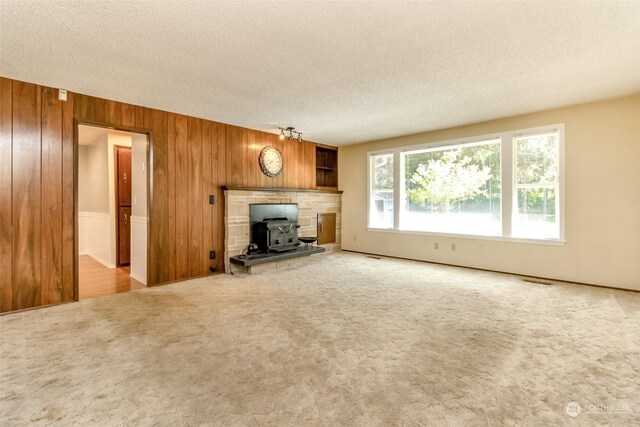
(2, 1), (639, 145)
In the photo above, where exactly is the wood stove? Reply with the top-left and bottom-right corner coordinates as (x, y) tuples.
(252, 218), (299, 252)
(249, 203), (299, 253)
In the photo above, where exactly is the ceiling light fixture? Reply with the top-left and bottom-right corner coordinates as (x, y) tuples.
(279, 127), (302, 143)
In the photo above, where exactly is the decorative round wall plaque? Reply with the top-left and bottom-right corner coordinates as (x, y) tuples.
(259, 145), (283, 177)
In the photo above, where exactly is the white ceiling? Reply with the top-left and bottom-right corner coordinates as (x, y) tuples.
(2, 1), (639, 146)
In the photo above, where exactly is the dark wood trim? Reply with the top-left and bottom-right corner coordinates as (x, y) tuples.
(73, 119), (78, 302)
(75, 118), (151, 136)
(342, 250), (640, 294)
(74, 119), (153, 301)
(0, 300), (75, 316)
(146, 270), (223, 288)
(314, 142), (338, 151)
(223, 186), (343, 194)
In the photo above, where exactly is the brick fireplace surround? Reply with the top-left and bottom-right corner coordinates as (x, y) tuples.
(224, 188), (342, 272)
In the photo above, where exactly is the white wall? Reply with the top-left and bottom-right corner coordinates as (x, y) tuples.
(339, 94), (640, 291)
(77, 146), (90, 212)
(86, 133), (110, 214)
(78, 212), (111, 268)
(130, 216), (147, 284)
(131, 133), (147, 218)
(130, 133), (148, 284)
(78, 131), (112, 266)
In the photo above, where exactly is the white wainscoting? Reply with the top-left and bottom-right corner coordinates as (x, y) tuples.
(78, 211), (114, 268)
(130, 216), (147, 285)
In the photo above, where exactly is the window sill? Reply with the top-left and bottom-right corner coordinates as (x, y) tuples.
(367, 227), (566, 246)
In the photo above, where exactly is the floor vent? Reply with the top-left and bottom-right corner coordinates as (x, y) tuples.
(366, 256), (382, 260)
(523, 278), (553, 286)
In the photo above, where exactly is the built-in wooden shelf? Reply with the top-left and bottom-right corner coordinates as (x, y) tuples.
(315, 146), (338, 188)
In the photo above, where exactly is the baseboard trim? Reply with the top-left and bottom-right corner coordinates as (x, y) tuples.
(129, 272), (147, 286)
(147, 271), (223, 288)
(342, 249), (639, 294)
(86, 253), (115, 269)
(0, 300), (76, 316)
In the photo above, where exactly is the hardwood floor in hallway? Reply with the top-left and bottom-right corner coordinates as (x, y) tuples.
(79, 255), (145, 300)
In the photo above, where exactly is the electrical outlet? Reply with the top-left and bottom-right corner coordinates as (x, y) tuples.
(451, 243), (456, 251)
(209, 250), (216, 260)
(353, 235), (357, 242)
(209, 195), (215, 205)
(434, 242), (439, 250)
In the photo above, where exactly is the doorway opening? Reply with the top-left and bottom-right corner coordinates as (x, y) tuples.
(77, 124), (149, 299)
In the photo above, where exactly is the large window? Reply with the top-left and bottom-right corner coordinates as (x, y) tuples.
(368, 125), (564, 243)
(369, 153), (394, 229)
(401, 139), (501, 236)
(512, 132), (560, 239)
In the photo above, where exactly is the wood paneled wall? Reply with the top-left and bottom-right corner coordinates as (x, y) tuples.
(0, 77), (333, 312)
(0, 80), (75, 312)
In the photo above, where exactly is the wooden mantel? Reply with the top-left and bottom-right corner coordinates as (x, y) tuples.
(223, 186), (343, 194)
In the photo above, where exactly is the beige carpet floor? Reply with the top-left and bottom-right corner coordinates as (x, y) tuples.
(1, 252), (639, 426)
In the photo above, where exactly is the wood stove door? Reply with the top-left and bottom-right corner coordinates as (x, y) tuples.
(268, 227), (284, 248)
(284, 226), (298, 246)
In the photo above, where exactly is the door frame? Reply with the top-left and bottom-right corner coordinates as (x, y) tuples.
(73, 119), (153, 301)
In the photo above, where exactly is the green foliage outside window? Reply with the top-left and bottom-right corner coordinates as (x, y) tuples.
(408, 151), (491, 213)
(405, 142), (500, 214)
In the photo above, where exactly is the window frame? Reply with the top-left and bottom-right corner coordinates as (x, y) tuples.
(367, 124), (565, 246)
(367, 150), (396, 229)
